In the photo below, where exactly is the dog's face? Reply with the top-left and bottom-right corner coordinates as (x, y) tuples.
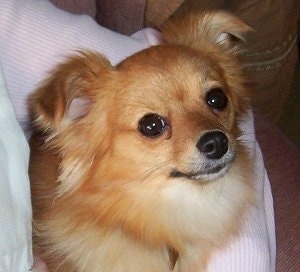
(100, 45), (243, 183)
(30, 11), (252, 251)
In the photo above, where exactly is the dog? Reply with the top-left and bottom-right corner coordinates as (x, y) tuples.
(29, 11), (255, 272)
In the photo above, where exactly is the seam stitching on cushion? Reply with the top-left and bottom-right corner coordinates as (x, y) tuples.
(243, 31), (297, 57)
(243, 34), (297, 71)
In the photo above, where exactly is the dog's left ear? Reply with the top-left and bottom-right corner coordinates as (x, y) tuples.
(160, 11), (253, 53)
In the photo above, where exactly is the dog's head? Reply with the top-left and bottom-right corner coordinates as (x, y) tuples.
(30, 11), (253, 251)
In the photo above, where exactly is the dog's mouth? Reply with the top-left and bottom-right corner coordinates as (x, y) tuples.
(170, 158), (234, 182)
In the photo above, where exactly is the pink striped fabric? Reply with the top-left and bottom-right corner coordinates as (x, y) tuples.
(0, 0), (151, 136)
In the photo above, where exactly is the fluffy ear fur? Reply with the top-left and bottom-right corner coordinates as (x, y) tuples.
(29, 52), (113, 194)
(160, 11), (253, 53)
(30, 51), (113, 132)
(161, 11), (253, 115)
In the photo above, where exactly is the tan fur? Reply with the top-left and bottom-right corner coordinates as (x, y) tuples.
(29, 11), (255, 272)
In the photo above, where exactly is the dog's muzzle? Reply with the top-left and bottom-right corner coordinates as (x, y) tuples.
(170, 131), (234, 182)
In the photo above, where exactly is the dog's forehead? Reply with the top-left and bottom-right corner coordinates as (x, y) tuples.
(116, 45), (224, 100)
(108, 45), (227, 123)
(119, 45), (218, 78)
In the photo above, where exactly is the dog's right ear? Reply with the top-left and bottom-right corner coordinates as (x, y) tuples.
(30, 51), (113, 133)
(30, 52), (115, 195)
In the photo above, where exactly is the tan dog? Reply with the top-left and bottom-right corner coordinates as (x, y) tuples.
(29, 11), (255, 272)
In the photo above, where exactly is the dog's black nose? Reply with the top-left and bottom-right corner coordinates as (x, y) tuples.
(197, 131), (228, 160)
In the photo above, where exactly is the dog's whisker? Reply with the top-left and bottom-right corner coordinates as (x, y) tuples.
(139, 160), (172, 183)
(237, 132), (256, 138)
(237, 138), (256, 145)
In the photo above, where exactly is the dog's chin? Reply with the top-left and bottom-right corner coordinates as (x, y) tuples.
(170, 162), (232, 183)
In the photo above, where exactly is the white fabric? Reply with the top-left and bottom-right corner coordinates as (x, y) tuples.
(0, 64), (32, 272)
(0, 0), (276, 271)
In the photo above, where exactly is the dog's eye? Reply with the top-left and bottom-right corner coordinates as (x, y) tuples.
(205, 88), (228, 110)
(138, 113), (169, 138)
